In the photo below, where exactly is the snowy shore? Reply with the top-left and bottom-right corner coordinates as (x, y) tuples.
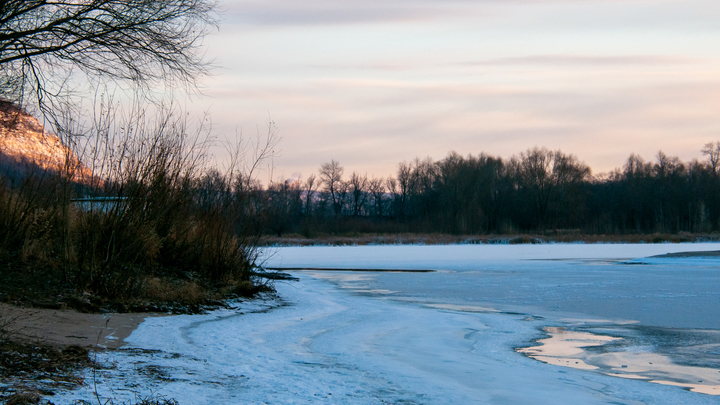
(50, 243), (720, 404)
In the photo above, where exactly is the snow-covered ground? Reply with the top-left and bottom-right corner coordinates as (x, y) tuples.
(50, 243), (720, 404)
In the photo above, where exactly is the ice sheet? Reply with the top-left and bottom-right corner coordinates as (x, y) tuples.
(265, 243), (720, 329)
(49, 273), (718, 404)
(46, 243), (720, 404)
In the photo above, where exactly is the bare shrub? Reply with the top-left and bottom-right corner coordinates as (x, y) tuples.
(0, 96), (276, 310)
(0, 167), (64, 257)
(66, 99), (274, 300)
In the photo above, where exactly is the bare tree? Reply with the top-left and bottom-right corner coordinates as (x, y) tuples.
(623, 153), (652, 179)
(409, 157), (438, 219)
(348, 171), (367, 216)
(266, 178), (302, 237)
(395, 162), (411, 218)
(319, 160), (344, 215)
(336, 180), (350, 216)
(702, 141), (720, 173)
(515, 147), (590, 228)
(385, 177), (398, 217)
(0, 0), (216, 109)
(654, 151), (683, 179)
(367, 177), (385, 217)
(304, 173), (318, 216)
(515, 147), (554, 226)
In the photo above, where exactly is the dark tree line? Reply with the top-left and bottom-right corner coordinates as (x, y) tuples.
(261, 143), (720, 236)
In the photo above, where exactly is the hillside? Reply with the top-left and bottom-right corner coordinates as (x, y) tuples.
(0, 101), (91, 182)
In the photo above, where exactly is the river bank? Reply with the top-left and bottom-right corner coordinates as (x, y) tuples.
(8, 242), (720, 404)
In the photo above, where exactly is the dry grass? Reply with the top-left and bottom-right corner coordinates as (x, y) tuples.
(0, 311), (182, 404)
(141, 277), (204, 304)
(0, 336), (90, 404)
(0, 103), (273, 314)
(262, 231), (720, 246)
(71, 396), (180, 405)
(0, 331), (90, 381)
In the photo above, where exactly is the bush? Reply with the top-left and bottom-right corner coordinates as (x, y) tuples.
(0, 101), (276, 311)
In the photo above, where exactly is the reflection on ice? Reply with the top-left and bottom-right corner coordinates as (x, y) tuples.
(650, 380), (720, 396)
(518, 327), (620, 370)
(518, 326), (720, 395)
(559, 318), (640, 325)
(304, 271), (374, 283)
(423, 303), (499, 313)
(349, 289), (397, 294)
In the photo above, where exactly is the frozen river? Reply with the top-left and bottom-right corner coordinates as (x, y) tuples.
(52, 243), (720, 404)
(268, 243), (720, 329)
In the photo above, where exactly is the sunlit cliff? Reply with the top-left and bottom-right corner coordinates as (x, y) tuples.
(0, 101), (92, 182)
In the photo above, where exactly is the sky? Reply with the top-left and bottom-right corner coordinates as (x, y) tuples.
(186, 0), (720, 183)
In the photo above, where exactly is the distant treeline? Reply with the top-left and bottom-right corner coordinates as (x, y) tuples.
(262, 143), (720, 236)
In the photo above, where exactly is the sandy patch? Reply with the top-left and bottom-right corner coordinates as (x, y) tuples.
(518, 326), (720, 395)
(518, 327), (620, 357)
(531, 355), (598, 370)
(650, 380), (720, 395)
(0, 303), (160, 349)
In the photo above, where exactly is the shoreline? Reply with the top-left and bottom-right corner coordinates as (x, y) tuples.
(47, 271), (720, 404)
(5, 243), (720, 403)
(0, 303), (159, 350)
(261, 232), (720, 247)
(651, 250), (720, 258)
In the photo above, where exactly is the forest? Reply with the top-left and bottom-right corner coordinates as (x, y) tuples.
(262, 143), (720, 237)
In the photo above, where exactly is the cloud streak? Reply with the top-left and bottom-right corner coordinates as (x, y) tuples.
(298, 54), (699, 73)
(460, 54), (700, 67)
(221, 0), (675, 27)
(195, 0), (720, 182)
(222, 0), (454, 26)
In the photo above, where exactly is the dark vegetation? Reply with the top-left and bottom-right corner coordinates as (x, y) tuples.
(262, 144), (720, 241)
(0, 102), (277, 402)
(0, 1), (272, 403)
(0, 343), (89, 404)
(0, 314), (90, 404)
(0, 0), (274, 313)
(0, 102), (276, 313)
